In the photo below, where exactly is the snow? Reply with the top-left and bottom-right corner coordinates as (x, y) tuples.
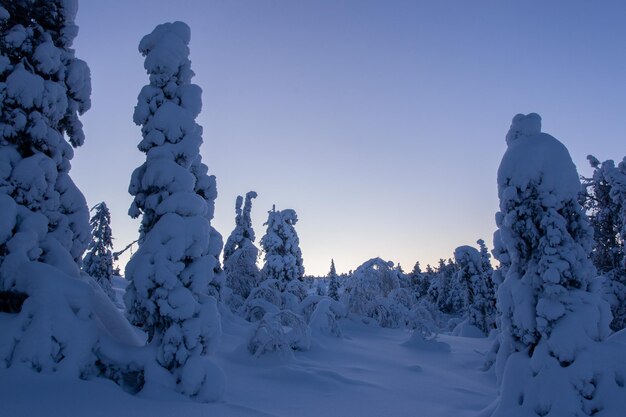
(1, 312), (497, 417)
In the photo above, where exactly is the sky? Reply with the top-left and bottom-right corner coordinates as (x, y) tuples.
(70, 0), (626, 276)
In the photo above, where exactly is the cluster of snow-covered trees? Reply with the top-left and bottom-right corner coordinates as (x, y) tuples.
(2, 1), (626, 414)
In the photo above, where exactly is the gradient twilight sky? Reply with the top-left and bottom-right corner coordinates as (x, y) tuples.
(70, 1), (626, 276)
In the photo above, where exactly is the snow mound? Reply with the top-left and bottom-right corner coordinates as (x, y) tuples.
(402, 330), (451, 353)
(308, 298), (343, 337)
(0, 262), (141, 378)
(451, 319), (485, 338)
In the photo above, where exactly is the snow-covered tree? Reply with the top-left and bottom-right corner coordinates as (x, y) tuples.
(223, 191), (260, 309)
(343, 258), (401, 325)
(426, 258), (458, 314)
(0, 0), (92, 288)
(190, 155), (223, 298)
(454, 245), (495, 335)
(581, 155), (626, 330)
(582, 156), (624, 274)
(327, 259), (340, 301)
(83, 202), (115, 301)
(477, 238), (497, 325)
(410, 261), (430, 299)
(0, 0), (146, 387)
(260, 206), (304, 287)
(124, 22), (223, 402)
(491, 113), (616, 417)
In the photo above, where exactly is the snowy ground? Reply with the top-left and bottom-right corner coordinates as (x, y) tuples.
(1, 303), (496, 417)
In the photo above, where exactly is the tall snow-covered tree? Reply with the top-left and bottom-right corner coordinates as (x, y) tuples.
(491, 113), (616, 416)
(327, 259), (340, 301)
(0, 0), (142, 385)
(223, 191), (260, 308)
(260, 206), (304, 287)
(124, 21), (224, 402)
(83, 202), (115, 301)
(0, 0), (92, 287)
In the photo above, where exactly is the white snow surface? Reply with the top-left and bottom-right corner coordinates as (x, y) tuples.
(0, 310), (497, 417)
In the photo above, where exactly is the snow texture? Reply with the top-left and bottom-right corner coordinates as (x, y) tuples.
(124, 21), (223, 402)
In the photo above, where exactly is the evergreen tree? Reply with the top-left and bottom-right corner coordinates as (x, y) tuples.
(0, 0), (92, 288)
(260, 206), (304, 287)
(344, 258), (400, 321)
(412, 261), (430, 299)
(581, 155), (626, 330)
(327, 259), (340, 301)
(0, 0), (142, 385)
(124, 22), (223, 402)
(476, 238), (497, 324)
(83, 202), (115, 301)
(454, 245), (496, 334)
(582, 156), (624, 275)
(491, 114), (613, 416)
(224, 191), (260, 308)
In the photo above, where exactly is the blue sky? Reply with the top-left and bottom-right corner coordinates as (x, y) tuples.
(71, 1), (626, 275)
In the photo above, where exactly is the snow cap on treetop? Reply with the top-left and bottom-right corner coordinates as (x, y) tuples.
(498, 113), (580, 202)
(505, 112), (541, 145)
(454, 245), (481, 265)
(139, 21), (192, 82)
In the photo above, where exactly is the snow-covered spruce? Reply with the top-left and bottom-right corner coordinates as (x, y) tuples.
(124, 21), (223, 402)
(490, 113), (621, 417)
(0, 0), (143, 382)
(260, 206), (304, 288)
(581, 155), (626, 331)
(327, 259), (340, 301)
(0, 0), (91, 288)
(83, 202), (116, 302)
(453, 245), (496, 335)
(426, 259), (458, 315)
(224, 191), (260, 310)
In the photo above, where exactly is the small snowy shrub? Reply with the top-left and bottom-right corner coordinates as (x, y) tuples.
(242, 279), (282, 322)
(344, 258), (400, 320)
(308, 298), (343, 337)
(248, 310), (311, 357)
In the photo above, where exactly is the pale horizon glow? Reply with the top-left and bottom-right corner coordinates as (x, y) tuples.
(70, 1), (626, 276)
